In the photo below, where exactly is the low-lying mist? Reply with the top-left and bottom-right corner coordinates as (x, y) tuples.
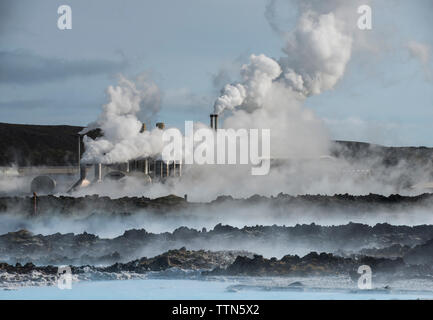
(1, 194), (433, 239)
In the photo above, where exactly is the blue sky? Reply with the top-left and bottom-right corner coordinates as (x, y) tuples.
(0, 0), (432, 146)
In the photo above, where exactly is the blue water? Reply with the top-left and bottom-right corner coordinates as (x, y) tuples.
(1, 279), (433, 300)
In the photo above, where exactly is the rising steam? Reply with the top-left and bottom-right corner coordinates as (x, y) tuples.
(83, 1), (357, 165)
(80, 74), (165, 164)
(70, 0), (432, 203)
(214, 5), (353, 115)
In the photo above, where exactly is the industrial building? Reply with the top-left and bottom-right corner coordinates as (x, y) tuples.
(28, 114), (222, 194)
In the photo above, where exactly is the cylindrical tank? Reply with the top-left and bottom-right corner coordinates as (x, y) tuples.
(30, 176), (56, 194)
(104, 171), (127, 181)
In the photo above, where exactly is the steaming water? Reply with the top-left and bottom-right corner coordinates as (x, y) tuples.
(1, 278), (433, 300)
(2, 203), (433, 240)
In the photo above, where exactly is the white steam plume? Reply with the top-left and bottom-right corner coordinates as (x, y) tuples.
(81, 74), (165, 164)
(212, 3), (357, 158)
(66, 0), (423, 203)
(214, 2), (353, 116)
(281, 9), (352, 95)
(213, 54), (281, 114)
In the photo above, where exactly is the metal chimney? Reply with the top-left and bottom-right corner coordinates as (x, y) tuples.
(80, 164), (87, 180)
(144, 158), (149, 175)
(94, 163), (102, 182)
(210, 114), (218, 131)
(77, 134), (82, 172)
(67, 164), (88, 193)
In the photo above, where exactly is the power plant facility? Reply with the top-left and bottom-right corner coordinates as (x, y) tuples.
(67, 120), (185, 194)
(6, 112), (397, 196)
(10, 110), (384, 195)
(26, 115), (223, 195)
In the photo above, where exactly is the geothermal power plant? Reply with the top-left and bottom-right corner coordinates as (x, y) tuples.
(21, 109), (428, 197)
(28, 114), (223, 195)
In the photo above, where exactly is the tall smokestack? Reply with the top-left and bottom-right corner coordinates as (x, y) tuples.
(210, 114), (218, 131)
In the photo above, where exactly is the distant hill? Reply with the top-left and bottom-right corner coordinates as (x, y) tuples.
(331, 140), (433, 168)
(0, 123), (100, 166)
(0, 122), (432, 167)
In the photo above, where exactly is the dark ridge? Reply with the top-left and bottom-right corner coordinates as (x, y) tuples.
(2, 222), (433, 266)
(1, 122), (433, 166)
(203, 251), (433, 281)
(0, 122), (101, 166)
(332, 140), (433, 167)
(1, 248), (433, 283)
(1, 193), (432, 216)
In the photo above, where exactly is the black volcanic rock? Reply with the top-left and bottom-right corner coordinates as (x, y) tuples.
(0, 194), (189, 215)
(404, 238), (433, 265)
(2, 222), (433, 266)
(1, 193), (433, 218)
(1, 248), (433, 287)
(359, 244), (411, 258)
(204, 251), (424, 280)
(100, 248), (247, 273)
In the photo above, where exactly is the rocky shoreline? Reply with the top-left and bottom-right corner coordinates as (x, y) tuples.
(1, 193), (433, 217)
(2, 247), (433, 289)
(1, 193), (433, 289)
(204, 252), (433, 281)
(1, 222), (433, 266)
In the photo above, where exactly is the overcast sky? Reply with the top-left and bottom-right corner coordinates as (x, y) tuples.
(0, 0), (432, 146)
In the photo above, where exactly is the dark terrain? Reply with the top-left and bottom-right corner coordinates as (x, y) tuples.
(0, 123), (100, 166)
(1, 247), (433, 284)
(1, 122), (433, 169)
(1, 220), (433, 267)
(1, 192), (433, 217)
(1, 123), (433, 288)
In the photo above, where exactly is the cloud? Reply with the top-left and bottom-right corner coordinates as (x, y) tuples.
(323, 117), (403, 146)
(407, 41), (431, 66)
(0, 50), (127, 85)
(164, 88), (212, 112)
(0, 99), (52, 110)
(0, 1), (14, 35)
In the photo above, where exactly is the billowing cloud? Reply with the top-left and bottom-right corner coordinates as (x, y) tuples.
(280, 9), (352, 96)
(80, 74), (164, 164)
(0, 99), (51, 110)
(0, 50), (127, 85)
